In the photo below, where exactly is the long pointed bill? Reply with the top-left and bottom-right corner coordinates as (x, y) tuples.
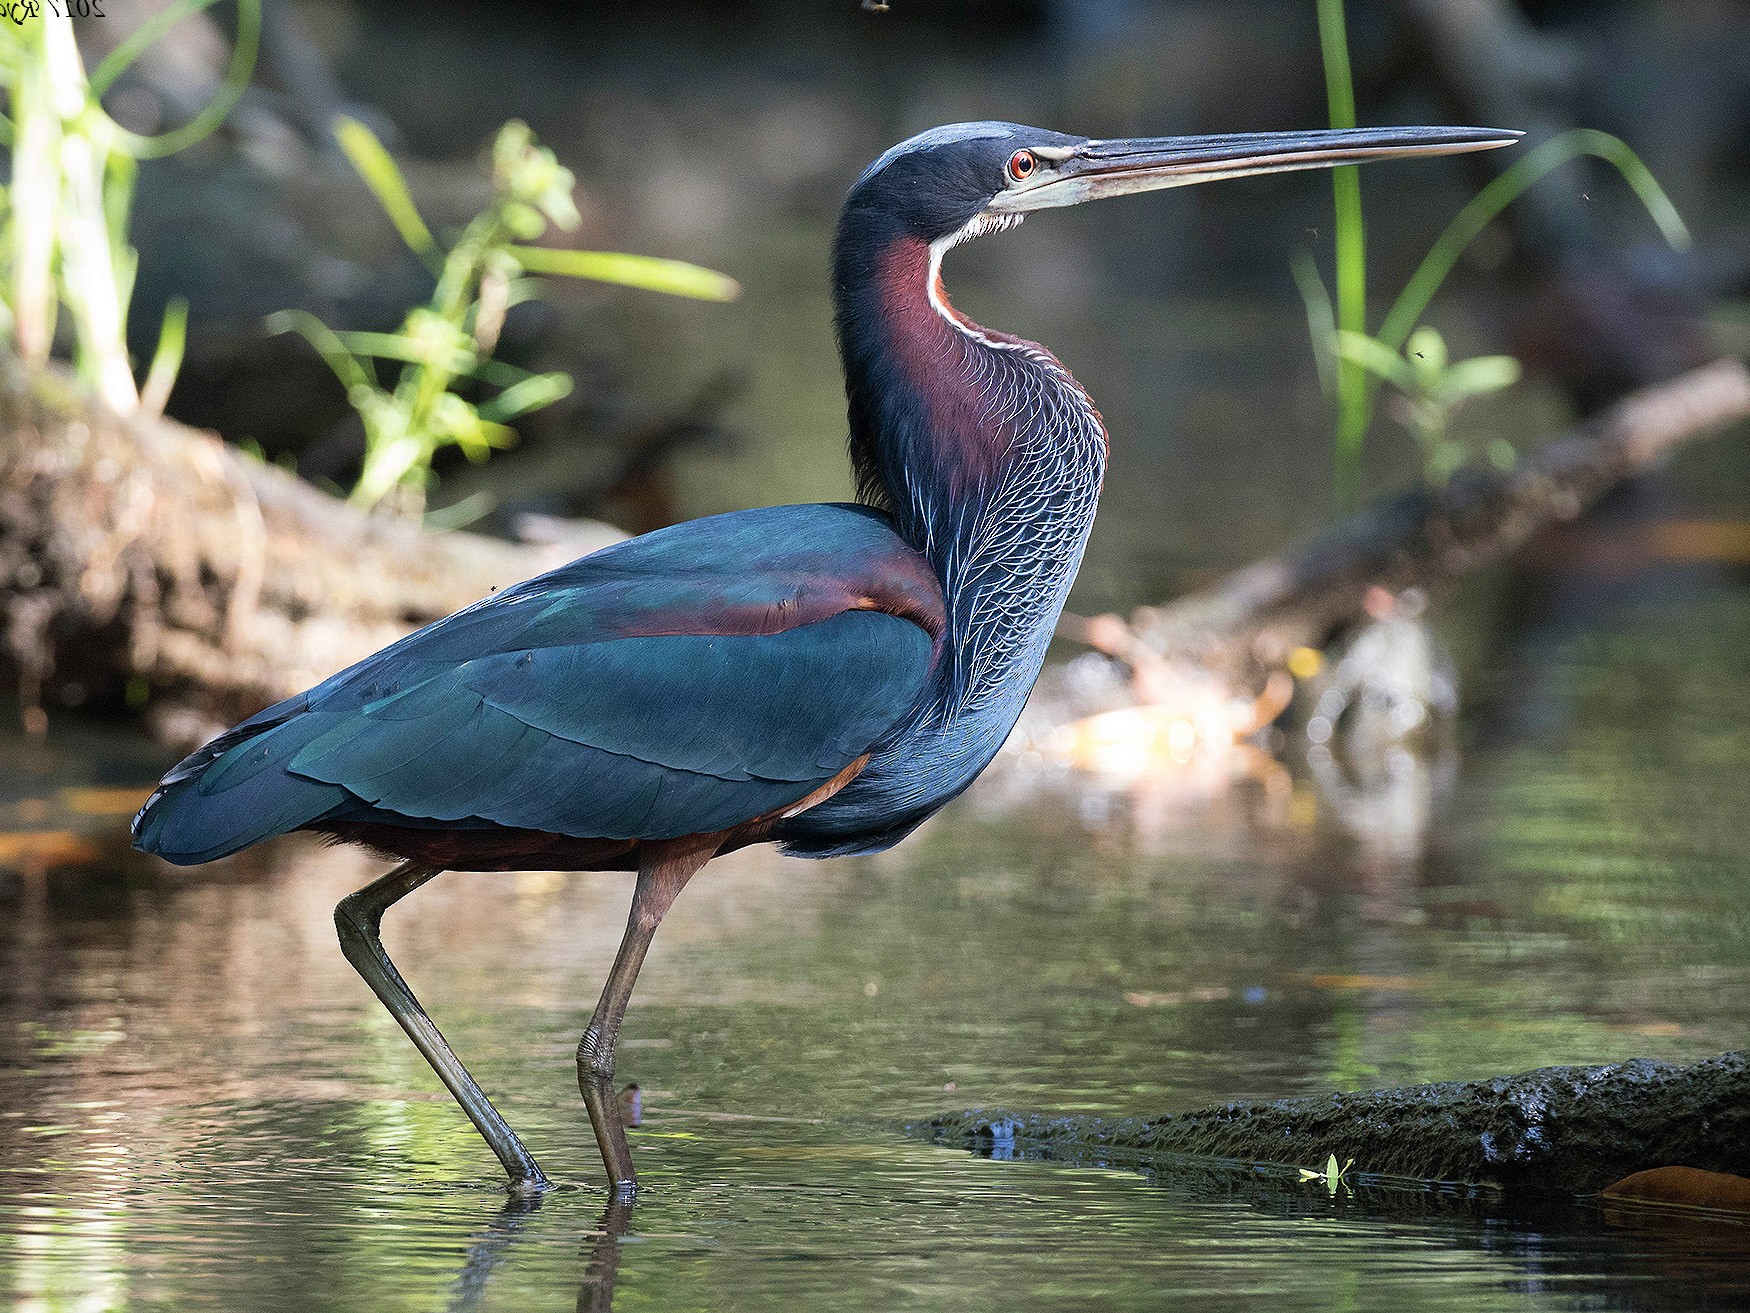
(989, 126), (1522, 212)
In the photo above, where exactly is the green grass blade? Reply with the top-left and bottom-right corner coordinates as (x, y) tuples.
(1316, 0), (1370, 503)
(423, 490), (497, 532)
(506, 246), (741, 301)
(1379, 128), (1689, 355)
(266, 308), (372, 393)
(332, 328), (477, 375)
(90, 0), (225, 96)
(476, 370), (572, 423)
(1290, 249), (1337, 402)
(139, 296), (188, 416)
(468, 357), (539, 389)
(11, 29), (62, 366)
(121, 0), (261, 160)
(102, 150), (138, 324)
(333, 115), (440, 266)
(1316, 0), (1357, 130)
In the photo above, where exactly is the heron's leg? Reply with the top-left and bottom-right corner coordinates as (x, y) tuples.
(335, 860), (549, 1196)
(577, 837), (715, 1198)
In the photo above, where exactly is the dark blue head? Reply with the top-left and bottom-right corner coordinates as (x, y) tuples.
(839, 121), (1084, 245)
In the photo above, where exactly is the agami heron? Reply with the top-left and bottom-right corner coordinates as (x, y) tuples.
(134, 121), (1517, 1198)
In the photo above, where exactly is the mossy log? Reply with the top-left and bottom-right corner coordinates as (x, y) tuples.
(0, 363), (617, 742)
(917, 1051), (1750, 1196)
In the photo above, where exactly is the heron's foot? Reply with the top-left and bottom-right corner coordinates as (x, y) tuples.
(506, 1170), (554, 1200)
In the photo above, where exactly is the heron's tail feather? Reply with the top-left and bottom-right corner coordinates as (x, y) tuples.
(132, 698), (352, 865)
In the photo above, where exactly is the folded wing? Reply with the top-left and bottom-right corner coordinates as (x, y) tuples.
(134, 504), (943, 865)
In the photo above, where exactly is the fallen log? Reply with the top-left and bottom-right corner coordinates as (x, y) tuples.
(1091, 358), (1750, 693)
(0, 362), (618, 743)
(916, 1051), (1750, 1197)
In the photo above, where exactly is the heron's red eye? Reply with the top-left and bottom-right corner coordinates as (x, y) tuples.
(1006, 149), (1037, 182)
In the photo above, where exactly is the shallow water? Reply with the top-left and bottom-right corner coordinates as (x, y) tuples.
(4, 494), (1750, 1309)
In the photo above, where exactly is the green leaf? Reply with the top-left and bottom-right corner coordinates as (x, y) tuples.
(468, 357), (540, 389)
(335, 317), (478, 376)
(334, 115), (440, 264)
(502, 202), (546, 241)
(1335, 331), (1413, 391)
(335, 347), (534, 390)
(423, 490), (497, 532)
(507, 246), (741, 301)
(1406, 326), (1447, 383)
(1315, 0), (1374, 505)
(476, 371), (573, 423)
(1440, 354), (1522, 399)
(1380, 129), (1690, 359)
(352, 430), (423, 508)
(102, 150), (138, 273)
(331, 329), (469, 373)
(1428, 441), (1469, 484)
(492, 121), (579, 230)
(430, 392), (514, 459)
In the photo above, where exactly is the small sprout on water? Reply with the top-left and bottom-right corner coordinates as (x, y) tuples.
(1299, 1153), (1355, 1194)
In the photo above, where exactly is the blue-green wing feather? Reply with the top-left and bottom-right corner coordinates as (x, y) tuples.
(133, 504), (942, 865)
